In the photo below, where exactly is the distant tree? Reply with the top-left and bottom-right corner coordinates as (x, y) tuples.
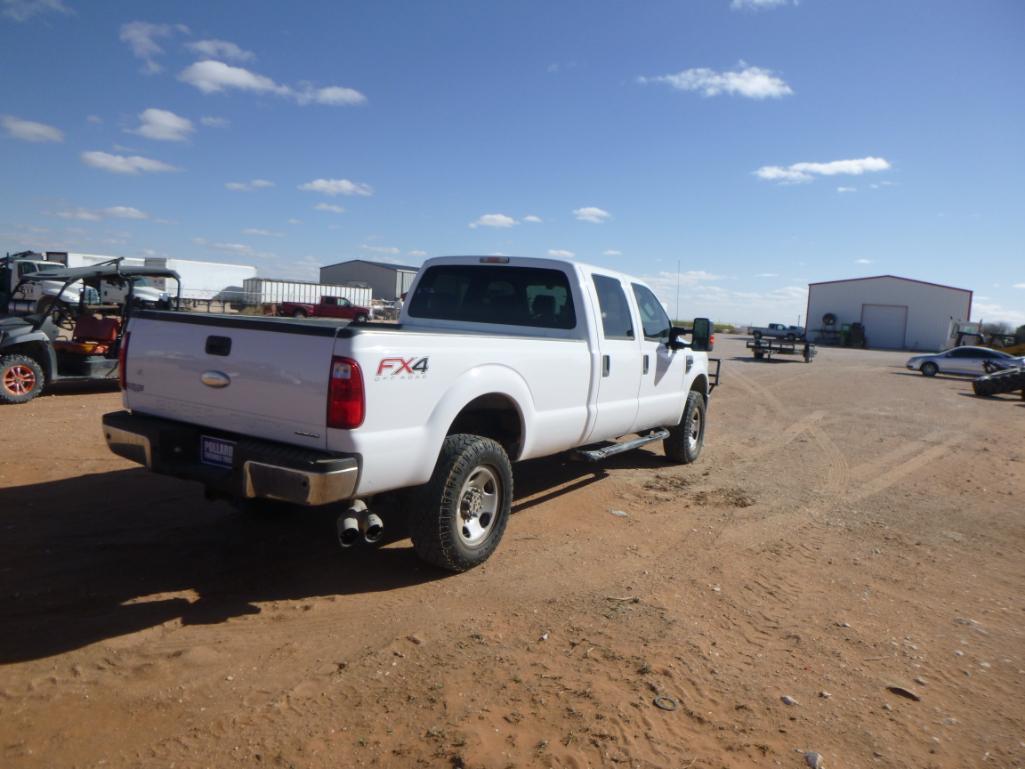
(981, 321), (1012, 336)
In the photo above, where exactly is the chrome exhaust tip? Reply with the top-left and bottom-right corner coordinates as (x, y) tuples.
(361, 512), (384, 544)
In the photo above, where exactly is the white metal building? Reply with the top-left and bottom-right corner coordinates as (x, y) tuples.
(806, 275), (973, 351)
(319, 259), (419, 301)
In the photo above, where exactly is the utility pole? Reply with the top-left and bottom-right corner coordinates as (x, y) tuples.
(675, 259), (681, 322)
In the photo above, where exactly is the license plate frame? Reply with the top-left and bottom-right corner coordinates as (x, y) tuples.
(200, 435), (236, 469)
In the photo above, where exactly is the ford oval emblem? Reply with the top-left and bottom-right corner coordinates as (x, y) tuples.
(201, 370), (231, 388)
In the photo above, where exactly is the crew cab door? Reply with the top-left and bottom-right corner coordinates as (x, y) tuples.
(630, 282), (687, 432)
(586, 274), (642, 442)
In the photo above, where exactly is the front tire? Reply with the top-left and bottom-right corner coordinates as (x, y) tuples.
(354, 314), (368, 324)
(921, 362), (938, 377)
(663, 391), (706, 464)
(0, 354), (45, 404)
(410, 434), (513, 572)
(752, 331), (762, 340)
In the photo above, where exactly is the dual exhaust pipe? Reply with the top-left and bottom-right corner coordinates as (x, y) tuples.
(337, 499), (383, 548)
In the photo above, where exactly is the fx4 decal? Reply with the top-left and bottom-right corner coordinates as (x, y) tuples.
(376, 356), (430, 380)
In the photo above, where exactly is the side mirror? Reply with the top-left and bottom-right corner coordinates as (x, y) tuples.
(692, 317), (713, 352)
(669, 326), (689, 350)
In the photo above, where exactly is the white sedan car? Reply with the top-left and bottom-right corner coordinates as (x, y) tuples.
(906, 346), (1024, 377)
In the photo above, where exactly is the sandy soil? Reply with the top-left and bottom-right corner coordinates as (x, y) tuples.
(1, 336), (1023, 769)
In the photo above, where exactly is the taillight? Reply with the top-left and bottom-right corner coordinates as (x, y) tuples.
(118, 331), (131, 389)
(327, 356), (364, 429)
(709, 333), (715, 351)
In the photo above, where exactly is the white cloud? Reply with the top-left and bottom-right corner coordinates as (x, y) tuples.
(2, 0), (73, 22)
(756, 156), (891, 184)
(730, 0), (793, 9)
(297, 85), (366, 106)
(639, 270), (805, 325)
(1013, 283), (1025, 289)
(299, 178), (373, 196)
(522, 214), (543, 223)
(178, 60), (366, 106)
(86, 114), (103, 125)
(185, 38), (254, 62)
(548, 249), (575, 258)
(573, 206), (611, 224)
(314, 203), (345, 213)
(193, 237), (258, 257)
(200, 116), (229, 128)
(120, 21), (188, 74)
(287, 218), (302, 224)
(855, 258), (873, 264)
(469, 213), (517, 229)
(242, 228), (282, 237)
(639, 63), (792, 99)
(179, 60), (289, 96)
(130, 108), (194, 141)
(55, 205), (150, 221)
(1, 115), (63, 143)
(973, 300), (1025, 326)
(361, 244), (400, 255)
(755, 272), (779, 278)
(225, 179), (274, 191)
(81, 150), (178, 174)
(408, 250), (428, 257)
(836, 186), (856, 193)
(103, 206), (149, 220)
(603, 249), (622, 257)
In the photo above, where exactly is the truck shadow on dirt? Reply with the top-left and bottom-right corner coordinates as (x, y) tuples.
(0, 450), (669, 663)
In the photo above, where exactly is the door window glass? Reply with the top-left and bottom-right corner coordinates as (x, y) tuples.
(631, 283), (671, 342)
(592, 275), (634, 340)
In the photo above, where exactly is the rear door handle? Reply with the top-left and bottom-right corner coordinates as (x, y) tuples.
(602, 355), (611, 377)
(642, 354), (649, 375)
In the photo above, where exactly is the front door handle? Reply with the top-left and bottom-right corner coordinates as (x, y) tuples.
(602, 355), (610, 377)
(642, 354), (649, 375)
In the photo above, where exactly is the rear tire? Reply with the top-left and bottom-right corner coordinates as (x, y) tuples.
(410, 434), (513, 572)
(0, 354), (45, 404)
(921, 362), (938, 377)
(663, 391), (706, 464)
(752, 331), (762, 340)
(292, 309), (308, 319)
(354, 314), (368, 324)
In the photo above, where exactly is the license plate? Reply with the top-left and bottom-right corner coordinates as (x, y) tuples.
(201, 435), (235, 468)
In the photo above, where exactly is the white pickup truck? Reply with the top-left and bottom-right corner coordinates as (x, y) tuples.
(103, 256), (719, 571)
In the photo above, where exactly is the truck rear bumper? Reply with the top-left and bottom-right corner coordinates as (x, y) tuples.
(102, 410), (359, 506)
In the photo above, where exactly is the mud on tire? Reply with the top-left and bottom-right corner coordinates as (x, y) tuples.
(410, 433), (513, 572)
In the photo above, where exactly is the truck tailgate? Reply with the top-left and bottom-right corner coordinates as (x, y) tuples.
(123, 313), (341, 450)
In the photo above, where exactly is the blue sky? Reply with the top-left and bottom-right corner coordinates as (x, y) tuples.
(2, 0), (1023, 325)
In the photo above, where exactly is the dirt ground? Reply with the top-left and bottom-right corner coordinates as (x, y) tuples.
(1, 336), (1023, 769)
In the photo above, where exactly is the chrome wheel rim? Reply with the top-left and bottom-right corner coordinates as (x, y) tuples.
(457, 465), (500, 546)
(687, 408), (702, 453)
(3, 364), (36, 396)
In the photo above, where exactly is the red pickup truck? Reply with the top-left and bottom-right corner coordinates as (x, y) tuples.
(278, 295), (371, 323)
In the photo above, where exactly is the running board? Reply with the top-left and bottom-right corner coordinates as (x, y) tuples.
(572, 429), (670, 462)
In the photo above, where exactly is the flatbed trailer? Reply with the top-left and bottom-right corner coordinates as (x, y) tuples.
(746, 337), (816, 362)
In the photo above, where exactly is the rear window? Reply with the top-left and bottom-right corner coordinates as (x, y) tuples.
(408, 266), (576, 329)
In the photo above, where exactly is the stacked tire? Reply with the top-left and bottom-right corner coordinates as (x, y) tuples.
(973, 366), (1025, 397)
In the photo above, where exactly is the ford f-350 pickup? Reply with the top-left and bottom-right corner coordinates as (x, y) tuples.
(103, 256), (719, 571)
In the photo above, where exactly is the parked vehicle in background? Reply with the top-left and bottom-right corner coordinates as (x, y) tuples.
(243, 278), (371, 310)
(906, 346), (1025, 377)
(1, 261), (180, 404)
(1, 253), (85, 313)
(103, 255), (719, 572)
(751, 322), (805, 341)
(278, 295), (372, 322)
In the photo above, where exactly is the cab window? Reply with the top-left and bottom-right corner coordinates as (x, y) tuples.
(631, 283), (671, 342)
(592, 274), (634, 340)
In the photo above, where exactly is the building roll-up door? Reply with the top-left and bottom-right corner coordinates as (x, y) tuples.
(861, 303), (908, 349)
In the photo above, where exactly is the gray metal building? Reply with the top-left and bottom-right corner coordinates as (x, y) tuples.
(319, 259), (419, 301)
(806, 275), (973, 351)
